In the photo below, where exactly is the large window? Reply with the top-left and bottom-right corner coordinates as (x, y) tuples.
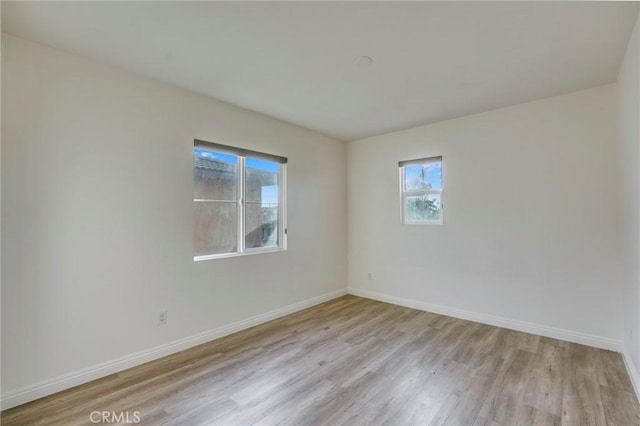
(399, 156), (443, 225)
(193, 140), (287, 260)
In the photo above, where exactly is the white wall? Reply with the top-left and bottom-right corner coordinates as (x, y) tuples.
(618, 10), (640, 391)
(348, 84), (621, 346)
(1, 35), (347, 402)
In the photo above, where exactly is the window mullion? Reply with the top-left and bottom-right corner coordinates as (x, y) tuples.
(238, 156), (245, 253)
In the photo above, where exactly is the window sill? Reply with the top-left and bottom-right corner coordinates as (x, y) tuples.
(194, 247), (286, 262)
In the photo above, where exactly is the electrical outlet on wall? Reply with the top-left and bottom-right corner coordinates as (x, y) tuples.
(367, 272), (373, 280)
(158, 310), (167, 326)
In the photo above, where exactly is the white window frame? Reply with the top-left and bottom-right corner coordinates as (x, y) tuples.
(194, 140), (287, 261)
(399, 156), (443, 225)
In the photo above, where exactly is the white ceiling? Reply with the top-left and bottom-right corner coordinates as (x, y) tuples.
(2, 2), (638, 141)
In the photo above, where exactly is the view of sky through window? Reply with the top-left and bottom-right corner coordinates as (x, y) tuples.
(404, 162), (442, 190)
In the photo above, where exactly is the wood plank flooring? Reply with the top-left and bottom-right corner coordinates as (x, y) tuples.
(2, 295), (639, 425)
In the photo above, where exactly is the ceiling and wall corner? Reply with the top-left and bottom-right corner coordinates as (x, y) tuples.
(1, 1), (638, 141)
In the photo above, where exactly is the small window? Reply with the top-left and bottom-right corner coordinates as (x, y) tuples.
(194, 140), (287, 260)
(399, 156), (443, 225)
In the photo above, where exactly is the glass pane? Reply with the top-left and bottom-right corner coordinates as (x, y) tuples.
(245, 202), (279, 248)
(404, 194), (442, 222)
(245, 157), (279, 249)
(404, 161), (442, 191)
(245, 158), (279, 201)
(194, 148), (237, 200)
(194, 201), (237, 256)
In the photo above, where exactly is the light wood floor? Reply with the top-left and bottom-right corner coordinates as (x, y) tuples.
(2, 295), (639, 425)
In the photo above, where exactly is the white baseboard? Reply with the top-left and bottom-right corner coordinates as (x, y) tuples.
(1, 288), (348, 410)
(348, 287), (622, 352)
(622, 346), (640, 402)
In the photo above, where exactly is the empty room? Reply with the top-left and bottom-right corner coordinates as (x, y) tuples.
(2, 1), (640, 425)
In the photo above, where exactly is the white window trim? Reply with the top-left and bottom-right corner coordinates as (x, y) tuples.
(399, 159), (444, 226)
(194, 149), (287, 261)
